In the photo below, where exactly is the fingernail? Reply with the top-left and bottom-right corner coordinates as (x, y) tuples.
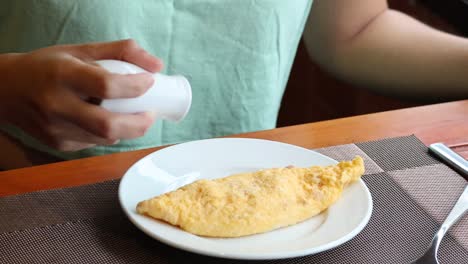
(147, 111), (157, 120)
(128, 73), (154, 90)
(142, 73), (155, 87)
(155, 59), (164, 71)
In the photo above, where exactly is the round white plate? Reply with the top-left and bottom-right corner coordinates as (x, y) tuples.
(119, 138), (373, 260)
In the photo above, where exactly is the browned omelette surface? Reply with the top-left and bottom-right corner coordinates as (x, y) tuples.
(137, 156), (365, 238)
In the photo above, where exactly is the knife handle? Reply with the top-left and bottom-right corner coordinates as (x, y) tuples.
(429, 143), (468, 178)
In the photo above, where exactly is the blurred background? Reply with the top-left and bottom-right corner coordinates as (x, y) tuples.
(277, 0), (468, 127)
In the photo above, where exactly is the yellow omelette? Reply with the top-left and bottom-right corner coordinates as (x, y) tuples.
(137, 156), (365, 238)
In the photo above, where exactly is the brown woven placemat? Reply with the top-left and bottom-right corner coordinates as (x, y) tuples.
(0, 135), (467, 264)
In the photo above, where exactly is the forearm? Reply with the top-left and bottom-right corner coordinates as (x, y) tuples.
(309, 10), (468, 100)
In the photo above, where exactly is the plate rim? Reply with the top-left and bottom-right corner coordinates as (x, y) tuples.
(118, 137), (373, 260)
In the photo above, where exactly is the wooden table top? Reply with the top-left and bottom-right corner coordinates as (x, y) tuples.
(1, 100), (467, 197)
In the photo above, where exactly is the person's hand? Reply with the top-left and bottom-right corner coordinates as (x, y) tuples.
(0, 39), (163, 151)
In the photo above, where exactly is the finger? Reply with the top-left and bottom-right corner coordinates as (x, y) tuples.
(146, 111), (157, 120)
(48, 141), (97, 152)
(52, 118), (120, 146)
(8, 108), (55, 147)
(73, 39), (163, 72)
(65, 61), (154, 99)
(10, 104), (114, 152)
(13, 115), (97, 152)
(61, 97), (155, 140)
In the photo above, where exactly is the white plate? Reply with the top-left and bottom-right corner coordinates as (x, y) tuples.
(119, 138), (373, 260)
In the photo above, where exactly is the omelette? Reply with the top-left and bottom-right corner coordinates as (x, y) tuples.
(137, 156), (365, 238)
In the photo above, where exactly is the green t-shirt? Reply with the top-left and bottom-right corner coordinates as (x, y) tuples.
(0, 0), (312, 159)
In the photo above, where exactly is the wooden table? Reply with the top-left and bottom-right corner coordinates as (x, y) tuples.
(1, 100), (467, 197)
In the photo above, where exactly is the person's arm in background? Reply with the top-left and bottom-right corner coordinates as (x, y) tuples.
(0, 39), (162, 152)
(304, 0), (468, 100)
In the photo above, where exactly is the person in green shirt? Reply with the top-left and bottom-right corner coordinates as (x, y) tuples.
(0, 0), (466, 170)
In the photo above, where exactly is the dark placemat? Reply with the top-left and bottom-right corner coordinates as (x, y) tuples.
(1, 135), (467, 264)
